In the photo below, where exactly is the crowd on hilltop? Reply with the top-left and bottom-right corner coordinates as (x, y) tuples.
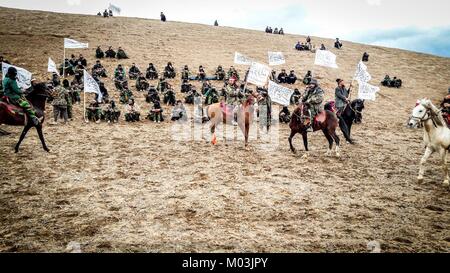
(265, 26), (284, 35)
(97, 9), (114, 17)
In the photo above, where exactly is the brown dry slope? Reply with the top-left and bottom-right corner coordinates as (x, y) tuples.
(0, 7), (449, 252)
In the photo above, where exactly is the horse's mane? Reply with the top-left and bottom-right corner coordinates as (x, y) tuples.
(424, 100), (445, 127)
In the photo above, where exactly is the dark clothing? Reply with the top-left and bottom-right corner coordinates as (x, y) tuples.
(278, 72), (288, 83)
(335, 86), (350, 109)
(287, 73), (297, 84)
(105, 49), (116, 58)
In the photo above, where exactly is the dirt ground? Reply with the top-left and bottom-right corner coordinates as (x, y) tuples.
(0, 7), (449, 253)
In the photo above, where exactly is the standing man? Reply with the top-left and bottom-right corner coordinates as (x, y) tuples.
(335, 79), (352, 116)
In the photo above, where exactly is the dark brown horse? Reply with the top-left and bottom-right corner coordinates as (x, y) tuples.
(206, 94), (256, 147)
(0, 83), (51, 153)
(289, 104), (341, 156)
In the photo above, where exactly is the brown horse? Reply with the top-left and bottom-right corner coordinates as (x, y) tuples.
(289, 104), (341, 156)
(206, 95), (256, 147)
(0, 82), (51, 153)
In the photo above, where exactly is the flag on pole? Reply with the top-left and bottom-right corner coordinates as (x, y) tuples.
(108, 3), (121, 14)
(47, 57), (59, 75)
(64, 38), (89, 49)
(268, 52), (286, 66)
(314, 50), (338, 68)
(2, 62), (32, 90)
(83, 70), (102, 102)
(268, 80), (294, 106)
(358, 82), (380, 101)
(247, 62), (271, 87)
(354, 61), (371, 83)
(234, 52), (253, 65)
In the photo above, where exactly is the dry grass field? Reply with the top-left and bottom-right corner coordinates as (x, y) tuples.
(0, 7), (449, 252)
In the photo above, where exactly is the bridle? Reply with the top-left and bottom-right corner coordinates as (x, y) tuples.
(410, 108), (432, 123)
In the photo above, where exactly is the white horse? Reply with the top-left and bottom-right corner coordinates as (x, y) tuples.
(408, 99), (450, 186)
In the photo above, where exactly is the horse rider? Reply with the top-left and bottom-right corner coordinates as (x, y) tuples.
(3, 67), (40, 126)
(335, 78), (352, 117)
(302, 78), (324, 132)
(224, 77), (244, 126)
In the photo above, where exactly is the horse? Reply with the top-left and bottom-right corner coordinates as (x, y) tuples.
(408, 99), (450, 186)
(325, 99), (365, 144)
(0, 82), (51, 153)
(205, 95), (256, 147)
(288, 104), (341, 156)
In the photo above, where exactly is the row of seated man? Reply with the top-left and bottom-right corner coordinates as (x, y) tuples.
(96, 46), (129, 59)
(265, 27), (284, 35)
(97, 9), (114, 17)
(381, 75), (402, 88)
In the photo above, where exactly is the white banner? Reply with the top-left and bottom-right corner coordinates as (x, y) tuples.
(314, 50), (338, 68)
(268, 51), (286, 66)
(268, 80), (294, 106)
(354, 61), (371, 83)
(47, 57), (59, 75)
(234, 52), (253, 65)
(64, 38), (89, 49)
(247, 62), (271, 87)
(83, 70), (102, 102)
(2, 62), (32, 90)
(108, 3), (121, 14)
(358, 82), (380, 101)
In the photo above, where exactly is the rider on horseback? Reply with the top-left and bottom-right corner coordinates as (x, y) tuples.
(302, 78), (324, 132)
(2, 67), (40, 126)
(335, 79), (352, 116)
(224, 77), (244, 126)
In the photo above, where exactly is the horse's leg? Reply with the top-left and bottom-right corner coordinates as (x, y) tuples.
(418, 147), (433, 182)
(288, 130), (298, 154)
(439, 148), (449, 186)
(36, 124), (50, 152)
(15, 124), (32, 153)
(339, 117), (352, 144)
(302, 132), (309, 152)
(331, 130), (341, 157)
(244, 112), (250, 148)
(322, 129), (333, 156)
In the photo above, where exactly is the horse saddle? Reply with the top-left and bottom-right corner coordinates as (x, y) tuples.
(301, 104), (326, 126)
(220, 102), (235, 116)
(0, 96), (25, 116)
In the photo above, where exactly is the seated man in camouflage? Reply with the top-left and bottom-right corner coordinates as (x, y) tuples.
(60, 58), (75, 77)
(181, 79), (192, 93)
(197, 65), (207, 81)
(184, 87), (199, 104)
(136, 73), (149, 91)
(92, 60), (107, 78)
(103, 100), (121, 123)
(86, 100), (102, 123)
(146, 85), (160, 104)
(2, 67), (40, 126)
(148, 99), (164, 123)
(227, 66), (240, 80)
(96, 46), (104, 58)
(215, 65), (226, 81)
(164, 62), (176, 79)
(302, 78), (324, 132)
(117, 47), (129, 59)
(105, 46), (116, 58)
(290, 88), (301, 105)
(157, 77), (170, 93)
(204, 86), (219, 105)
(279, 106), (291, 124)
(125, 99), (141, 122)
(119, 87), (134, 104)
(381, 75), (391, 87)
(181, 65), (191, 81)
(277, 69), (288, 84)
(146, 63), (158, 80)
(303, 71), (312, 85)
(128, 63), (141, 80)
(114, 65), (128, 90)
(163, 88), (176, 106)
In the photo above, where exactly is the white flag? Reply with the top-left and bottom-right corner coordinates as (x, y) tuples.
(268, 52), (286, 66)
(2, 62), (32, 90)
(354, 61), (371, 83)
(234, 52), (253, 65)
(247, 62), (271, 87)
(83, 70), (102, 102)
(314, 50), (338, 68)
(268, 80), (294, 106)
(64, 38), (89, 49)
(47, 57), (59, 75)
(358, 82), (380, 101)
(108, 3), (121, 14)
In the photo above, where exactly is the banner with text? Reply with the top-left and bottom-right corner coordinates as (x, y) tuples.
(64, 38), (89, 49)
(83, 70), (102, 102)
(234, 52), (253, 65)
(2, 62), (32, 90)
(358, 82), (380, 101)
(268, 80), (294, 106)
(268, 51), (286, 66)
(314, 50), (338, 68)
(247, 62), (271, 87)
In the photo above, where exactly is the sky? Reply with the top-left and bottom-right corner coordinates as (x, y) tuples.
(0, 0), (449, 57)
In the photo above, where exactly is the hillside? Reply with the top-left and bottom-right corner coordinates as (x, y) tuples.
(0, 7), (449, 253)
